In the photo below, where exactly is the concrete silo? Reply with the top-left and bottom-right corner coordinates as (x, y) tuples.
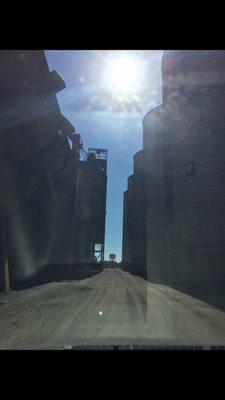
(131, 150), (147, 278)
(0, 50), (77, 290)
(122, 151), (147, 278)
(122, 190), (129, 265)
(143, 105), (173, 284)
(143, 50), (225, 302)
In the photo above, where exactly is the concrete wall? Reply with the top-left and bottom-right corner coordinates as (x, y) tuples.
(122, 190), (129, 263)
(142, 50), (225, 303)
(0, 50), (77, 290)
(131, 151), (147, 278)
(122, 151), (147, 278)
(121, 49), (225, 306)
(143, 106), (173, 283)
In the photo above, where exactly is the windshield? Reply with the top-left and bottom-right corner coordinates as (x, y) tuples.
(1, 50), (225, 350)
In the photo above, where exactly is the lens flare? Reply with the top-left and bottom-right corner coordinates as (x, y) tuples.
(110, 56), (138, 93)
(103, 54), (142, 98)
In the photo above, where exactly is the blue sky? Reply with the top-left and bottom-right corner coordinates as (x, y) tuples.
(45, 50), (163, 261)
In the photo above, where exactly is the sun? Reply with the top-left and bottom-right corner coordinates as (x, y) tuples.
(103, 54), (140, 97)
(110, 56), (138, 93)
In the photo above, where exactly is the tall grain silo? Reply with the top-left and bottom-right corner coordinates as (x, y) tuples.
(0, 50), (77, 289)
(132, 150), (147, 278)
(143, 50), (225, 301)
(163, 50), (225, 298)
(127, 175), (134, 269)
(143, 105), (173, 284)
(122, 190), (129, 265)
(122, 152), (147, 278)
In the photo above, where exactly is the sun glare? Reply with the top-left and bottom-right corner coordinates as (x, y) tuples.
(110, 56), (138, 93)
(104, 54), (141, 97)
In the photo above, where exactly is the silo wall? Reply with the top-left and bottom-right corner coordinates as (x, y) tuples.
(122, 190), (129, 265)
(0, 50), (77, 289)
(143, 50), (225, 304)
(131, 150), (147, 278)
(143, 105), (173, 284)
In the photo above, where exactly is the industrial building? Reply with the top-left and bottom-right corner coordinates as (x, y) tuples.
(0, 50), (107, 292)
(74, 147), (107, 269)
(123, 50), (225, 304)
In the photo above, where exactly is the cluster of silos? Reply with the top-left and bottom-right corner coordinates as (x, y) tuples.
(0, 50), (108, 292)
(123, 50), (225, 303)
(122, 150), (147, 279)
(0, 50), (76, 289)
(0, 50), (77, 290)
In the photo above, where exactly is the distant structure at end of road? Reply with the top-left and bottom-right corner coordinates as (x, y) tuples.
(109, 253), (116, 262)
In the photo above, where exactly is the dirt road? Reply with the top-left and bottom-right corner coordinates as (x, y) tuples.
(1, 269), (225, 348)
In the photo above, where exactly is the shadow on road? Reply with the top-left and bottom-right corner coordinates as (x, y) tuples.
(12, 263), (103, 290)
(166, 281), (225, 313)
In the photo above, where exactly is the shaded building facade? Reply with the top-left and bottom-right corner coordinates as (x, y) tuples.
(0, 51), (109, 291)
(74, 148), (108, 268)
(123, 50), (225, 304)
(122, 151), (146, 278)
(0, 50), (77, 290)
(143, 50), (225, 301)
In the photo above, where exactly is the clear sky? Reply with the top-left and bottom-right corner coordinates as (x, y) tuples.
(45, 50), (163, 262)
